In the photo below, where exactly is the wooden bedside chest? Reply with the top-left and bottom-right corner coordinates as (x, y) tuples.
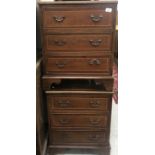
(38, 0), (117, 154)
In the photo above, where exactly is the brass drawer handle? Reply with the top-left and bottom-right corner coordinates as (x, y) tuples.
(89, 39), (102, 47)
(59, 118), (70, 124)
(89, 58), (101, 65)
(53, 16), (65, 22)
(56, 61), (67, 68)
(90, 100), (101, 108)
(57, 100), (70, 108)
(90, 15), (103, 22)
(54, 40), (66, 46)
(88, 134), (100, 141)
(89, 118), (101, 125)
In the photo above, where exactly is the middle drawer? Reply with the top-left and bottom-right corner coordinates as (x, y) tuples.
(49, 114), (108, 128)
(44, 34), (112, 52)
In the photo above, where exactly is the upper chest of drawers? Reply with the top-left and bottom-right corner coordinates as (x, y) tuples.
(39, 3), (117, 30)
(39, 1), (117, 76)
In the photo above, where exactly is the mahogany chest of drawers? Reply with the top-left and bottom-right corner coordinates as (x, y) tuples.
(38, 0), (117, 154)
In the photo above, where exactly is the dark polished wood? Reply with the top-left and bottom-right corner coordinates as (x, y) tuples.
(44, 54), (112, 76)
(39, 2), (117, 77)
(47, 94), (111, 111)
(38, 0), (117, 154)
(50, 114), (108, 128)
(47, 147), (111, 155)
(42, 8), (114, 28)
(50, 130), (107, 145)
(40, 2), (116, 29)
(44, 34), (112, 51)
(36, 59), (48, 155)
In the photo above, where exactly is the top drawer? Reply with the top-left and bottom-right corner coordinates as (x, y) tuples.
(41, 6), (114, 28)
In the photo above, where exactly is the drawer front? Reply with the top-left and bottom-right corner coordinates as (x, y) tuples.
(44, 56), (112, 75)
(50, 114), (108, 128)
(44, 34), (112, 51)
(48, 96), (109, 111)
(43, 9), (113, 28)
(50, 130), (106, 145)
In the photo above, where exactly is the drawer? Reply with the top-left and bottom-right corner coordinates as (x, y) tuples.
(42, 8), (113, 28)
(47, 95), (111, 111)
(43, 77), (114, 91)
(49, 114), (108, 128)
(50, 130), (106, 145)
(44, 55), (112, 75)
(44, 34), (112, 51)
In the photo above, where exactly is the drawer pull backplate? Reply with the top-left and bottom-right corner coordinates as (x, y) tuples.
(90, 15), (103, 22)
(53, 16), (65, 22)
(88, 134), (100, 141)
(56, 61), (67, 68)
(89, 118), (101, 125)
(90, 100), (101, 107)
(59, 118), (70, 124)
(89, 58), (101, 65)
(54, 40), (66, 46)
(89, 39), (102, 47)
(57, 100), (70, 108)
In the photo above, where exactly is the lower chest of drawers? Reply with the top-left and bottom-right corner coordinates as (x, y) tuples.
(49, 114), (108, 128)
(46, 93), (112, 145)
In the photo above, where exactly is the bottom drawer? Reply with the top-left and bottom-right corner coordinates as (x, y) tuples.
(50, 130), (107, 145)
